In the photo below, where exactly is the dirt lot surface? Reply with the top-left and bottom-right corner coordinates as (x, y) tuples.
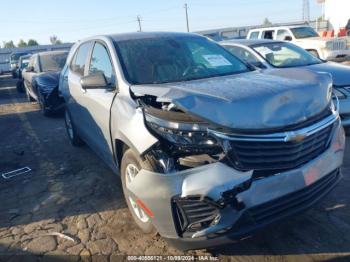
(1, 74), (350, 261)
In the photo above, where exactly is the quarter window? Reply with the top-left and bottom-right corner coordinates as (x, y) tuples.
(71, 42), (91, 76)
(89, 42), (114, 82)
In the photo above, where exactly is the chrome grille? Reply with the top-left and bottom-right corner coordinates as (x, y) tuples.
(326, 40), (347, 51)
(227, 124), (333, 171)
(209, 112), (338, 172)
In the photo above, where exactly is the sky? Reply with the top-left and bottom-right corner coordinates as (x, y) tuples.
(0, 0), (322, 45)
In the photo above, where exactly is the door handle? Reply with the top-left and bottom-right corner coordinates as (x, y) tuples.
(63, 76), (68, 81)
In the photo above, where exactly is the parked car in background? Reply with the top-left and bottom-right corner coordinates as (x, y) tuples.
(221, 39), (350, 132)
(60, 32), (344, 250)
(10, 52), (30, 78)
(22, 51), (68, 116)
(16, 54), (31, 93)
(246, 25), (350, 61)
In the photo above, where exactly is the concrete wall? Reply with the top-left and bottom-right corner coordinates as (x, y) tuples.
(325, 0), (350, 33)
(0, 43), (73, 72)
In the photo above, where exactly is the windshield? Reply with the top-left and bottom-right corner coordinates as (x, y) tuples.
(291, 27), (319, 39)
(11, 53), (28, 63)
(40, 53), (68, 72)
(115, 36), (250, 84)
(253, 42), (322, 68)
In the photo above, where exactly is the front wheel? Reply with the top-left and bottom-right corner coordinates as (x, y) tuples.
(120, 149), (156, 234)
(25, 89), (35, 102)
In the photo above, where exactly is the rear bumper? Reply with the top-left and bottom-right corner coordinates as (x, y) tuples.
(127, 120), (345, 250)
(42, 88), (65, 112)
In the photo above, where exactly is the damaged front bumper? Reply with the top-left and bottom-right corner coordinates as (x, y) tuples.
(128, 119), (345, 250)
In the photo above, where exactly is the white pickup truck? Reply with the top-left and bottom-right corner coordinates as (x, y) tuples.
(247, 25), (350, 61)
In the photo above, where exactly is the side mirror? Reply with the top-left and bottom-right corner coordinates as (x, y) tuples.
(252, 61), (267, 69)
(284, 36), (292, 41)
(80, 72), (110, 89)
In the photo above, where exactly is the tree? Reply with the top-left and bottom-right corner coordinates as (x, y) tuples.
(50, 35), (62, 45)
(3, 41), (15, 48)
(27, 39), (39, 46)
(263, 18), (272, 26)
(17, 39), (27, 48)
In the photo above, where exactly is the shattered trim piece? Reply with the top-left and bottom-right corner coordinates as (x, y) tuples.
(1, 167), (31, 179)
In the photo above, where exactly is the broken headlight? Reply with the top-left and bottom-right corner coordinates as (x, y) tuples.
(144, 107), (221, 155)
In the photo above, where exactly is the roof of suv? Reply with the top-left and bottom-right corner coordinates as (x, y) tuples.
(108, 31), (201, 42)
(249, 25), (309, 31)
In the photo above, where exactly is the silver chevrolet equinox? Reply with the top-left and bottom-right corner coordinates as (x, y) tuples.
(59, 32), (345, 250)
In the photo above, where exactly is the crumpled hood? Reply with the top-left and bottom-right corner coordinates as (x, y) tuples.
(305, 62), (350, 86)
(131, 69), (332, 130)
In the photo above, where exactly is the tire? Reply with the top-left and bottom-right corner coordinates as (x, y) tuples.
(308, 50), (320, 58)
(16, 81), (25, 93)
(64, 109), (84, 146)
(25, 87), (35, 102)
(120, 149), (156, 234)
(344, 127), (350, 136)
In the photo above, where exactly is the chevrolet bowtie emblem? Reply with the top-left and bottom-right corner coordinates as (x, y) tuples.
(285, 133), (307, 142)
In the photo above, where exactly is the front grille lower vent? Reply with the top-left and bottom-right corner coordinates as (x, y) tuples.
(173, 196), (219, 236)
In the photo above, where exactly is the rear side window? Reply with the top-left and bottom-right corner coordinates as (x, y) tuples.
(89, 42), (114, 82)
(71, 42), (91, 76)
(249, 31), (259, 39)
(262, 30), (274, 39)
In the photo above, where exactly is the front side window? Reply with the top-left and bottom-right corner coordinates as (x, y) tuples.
(249, 31), (259, 39)
(253, 42), (322, 68)
(27, 56), (35, 69)
(290, 27), (319, 39)
(224, 45), (260, 65)
(89, 42), (114, 82)
(115, 36), (250, 85)
(71, 42), (91, 76)
(276, 29), (292, 41)
(40, 53), (68, 72)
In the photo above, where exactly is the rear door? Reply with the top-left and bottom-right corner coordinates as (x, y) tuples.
(66, 41), (93, 137)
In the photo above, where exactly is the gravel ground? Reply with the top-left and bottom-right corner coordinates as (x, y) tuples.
(0, 74), (350, 261)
